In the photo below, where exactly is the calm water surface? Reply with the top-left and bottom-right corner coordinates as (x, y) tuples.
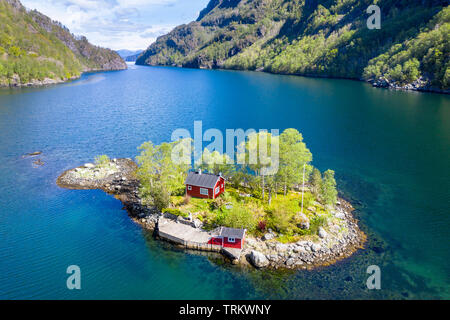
(0, 65), (449, 299)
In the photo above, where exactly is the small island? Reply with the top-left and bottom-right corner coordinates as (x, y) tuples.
(57, 129), (365, 269)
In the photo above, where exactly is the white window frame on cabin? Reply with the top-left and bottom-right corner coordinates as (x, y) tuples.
(215, 187), (220, 194)
(228, 237), (236, 243)
(187, 186), (192, 191)
(200, 188), (209, 196)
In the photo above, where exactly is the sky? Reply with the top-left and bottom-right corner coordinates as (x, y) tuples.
(21, 0), (210, 51)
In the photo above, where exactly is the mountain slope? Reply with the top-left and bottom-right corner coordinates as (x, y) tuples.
(116, 49), (143, 62)
(0, 0), (126, 87)
(136, 0), (449, 92)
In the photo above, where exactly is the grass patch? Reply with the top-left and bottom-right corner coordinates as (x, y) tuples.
(277, 234), (301, 244)
(162, 208), (189, 218)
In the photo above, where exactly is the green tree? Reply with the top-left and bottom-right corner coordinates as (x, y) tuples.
(136, 139), (191, 208)
(321, 169), (338, 206)
(237, 131), (279, 202)
(403, 58), (421, 82)
(150, 183), (171, 212)
(278, 128), (312, 195)
(196, 148), (234, 177)
(310, 168), (322, 199)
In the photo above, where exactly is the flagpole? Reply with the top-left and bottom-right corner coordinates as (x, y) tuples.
(301, 163), (306, 215)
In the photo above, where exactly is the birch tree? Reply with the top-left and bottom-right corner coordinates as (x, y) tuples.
(278, 129), (313, 195)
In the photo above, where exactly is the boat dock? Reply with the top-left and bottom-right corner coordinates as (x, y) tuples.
(157, 217), (243, 261)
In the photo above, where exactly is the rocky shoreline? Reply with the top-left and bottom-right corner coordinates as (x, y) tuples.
(0, 76), (68, 88)
(243, 198), (365, 269)
(0, 68), (127, 89)
(57, 159), (366, 270)
(368, 76), (450, 95)
(140, 63), (449, 95)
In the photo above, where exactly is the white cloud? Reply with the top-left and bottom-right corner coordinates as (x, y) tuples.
(20, 0), (209, 50)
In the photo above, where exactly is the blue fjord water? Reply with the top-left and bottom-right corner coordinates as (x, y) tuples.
(0, 65), (449, 299)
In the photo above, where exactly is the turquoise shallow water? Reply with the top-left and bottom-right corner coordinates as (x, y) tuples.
(0, 65), (449, 299)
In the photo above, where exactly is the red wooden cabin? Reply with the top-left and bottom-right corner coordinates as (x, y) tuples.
(185, 170), (225, 199)
(208, 227), (246, 249)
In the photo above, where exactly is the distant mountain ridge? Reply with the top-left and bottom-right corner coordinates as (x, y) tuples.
(116, 49), (143, 62)
(0, 0), (127, 87)
(136, 0), (449, 93)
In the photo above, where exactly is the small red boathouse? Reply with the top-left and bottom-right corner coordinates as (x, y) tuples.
(208, 227), (246, 249)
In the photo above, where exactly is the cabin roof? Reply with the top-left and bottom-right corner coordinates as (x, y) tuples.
(185, 171), (221, 189)
(219, 227), (246, 239)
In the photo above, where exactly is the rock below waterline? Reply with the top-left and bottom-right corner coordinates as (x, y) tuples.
(33, 159), (44, 166)
(24, 151), (42, 157)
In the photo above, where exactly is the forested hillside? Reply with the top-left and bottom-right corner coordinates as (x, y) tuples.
(136, 0), (449, 92)
(0, 0), (126, 87)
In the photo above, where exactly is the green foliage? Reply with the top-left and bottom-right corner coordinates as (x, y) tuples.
(137, 0), (449, 90)
(302, 192), (315, 210)
(0, 1), (81, 84)
(309, 214), (329, 235)
(94, 155), (110, 168)
(277, 234), (301, 244)
(210, 196), (226, 211)
(310, 168), (323, 199)
(149, 183), (171, 212)
(364, 6), (450, 88)
(220, 191), (233, 203)
(196, 148), (234, 177)
(236, 131), (280, 201)
(278, 128), (313, 194)
(162, 208), (189, 218)
(0, 0), (123, 86)
(8, 46), (23, 57)
(267, 202), (297, 235)
(136, 139), (191, 209)
(321, 170), (338, 206)
(222, 204), (257, 232)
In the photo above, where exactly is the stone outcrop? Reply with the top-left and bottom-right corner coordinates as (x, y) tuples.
(370, 76), (450, 94)
(249, 250), (270, 268)
(57, 158), (159, 229)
